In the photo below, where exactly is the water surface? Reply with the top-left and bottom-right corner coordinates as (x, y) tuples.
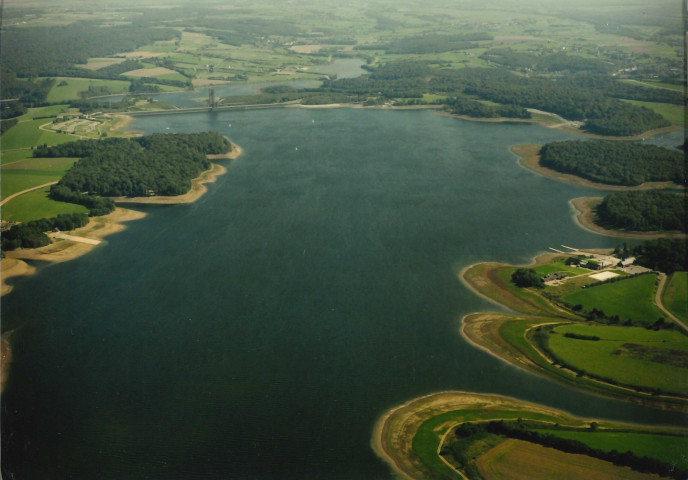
(2, 109), (684, 479)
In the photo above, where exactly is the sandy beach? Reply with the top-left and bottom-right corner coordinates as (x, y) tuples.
(1, 207), (147, 295)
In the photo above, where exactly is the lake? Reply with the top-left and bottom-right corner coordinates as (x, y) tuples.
(1, 108), (684, 479)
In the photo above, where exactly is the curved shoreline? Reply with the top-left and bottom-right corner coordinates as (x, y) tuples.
(569, 197), (687, 239)
(371, 390), (687, 480)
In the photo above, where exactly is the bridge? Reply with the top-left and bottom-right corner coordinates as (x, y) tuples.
(122, 103), (292, 117)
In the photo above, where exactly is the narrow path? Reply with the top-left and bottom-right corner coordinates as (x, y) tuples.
(655, 273), (687, 332)
(0, 181), (58, 206)
(49, 232), (101, 245)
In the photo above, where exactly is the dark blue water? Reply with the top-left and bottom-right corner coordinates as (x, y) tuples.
(2, 109), (685, 479)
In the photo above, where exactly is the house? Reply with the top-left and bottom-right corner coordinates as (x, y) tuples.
(542, 272), (568, 282)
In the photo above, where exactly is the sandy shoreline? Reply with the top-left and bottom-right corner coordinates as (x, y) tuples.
(111, 145), (242, 205)
(511, 144), (684, 191)
(569, 197), (687, 239)
(371, 391), (605, 480)
(1, 207), (147, 289)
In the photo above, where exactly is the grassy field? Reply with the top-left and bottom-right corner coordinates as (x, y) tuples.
(1, 186), (87, 223)
(663, 272), (688, 323)
(621, 99), (686, 127)
(413, 408), (561, 478)
(46, 78), (131, 103)
(534, 428), (688, 470)
(548, 324), (688, 395)
(1, 157), (78, 201)
(476, 439), (665, 480)
(532, 258), (592, 277)
(561, 274), (663, 325)
(0, 149), (33, 165)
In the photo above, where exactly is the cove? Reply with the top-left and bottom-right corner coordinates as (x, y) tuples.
(2, 108), (684, 479)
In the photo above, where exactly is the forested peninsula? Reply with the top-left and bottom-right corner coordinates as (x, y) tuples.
(3, 132), (236, 253)
(539, 140), (685, 187)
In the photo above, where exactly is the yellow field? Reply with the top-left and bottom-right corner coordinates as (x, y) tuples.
(477, 439), (668, 480)
(122, 67), (179, 77)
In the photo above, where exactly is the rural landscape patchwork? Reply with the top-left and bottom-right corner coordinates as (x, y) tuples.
(0, 0), (686, 478)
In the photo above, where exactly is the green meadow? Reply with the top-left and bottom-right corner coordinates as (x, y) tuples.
(548, 324), (688, 395)
(1, 157), (78, 200)
(663, 272), (688, 323)
(1, 186), (87, 223)
(535, 428), (688, 470)
(561, 274), (663, 325)
(46, 78), (131, 103)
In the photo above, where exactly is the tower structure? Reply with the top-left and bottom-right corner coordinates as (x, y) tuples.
(209, 88), (216, 109)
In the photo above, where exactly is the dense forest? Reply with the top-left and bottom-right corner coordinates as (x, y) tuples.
(539, 140), (685, 186)
(595, 191), (685, 232)
(632, 238), (687, 274)
(355, 33), (492, 54)
(40, 132), (232, 199)
(1, 213), (89, 252)
(315, 61), (672, 136)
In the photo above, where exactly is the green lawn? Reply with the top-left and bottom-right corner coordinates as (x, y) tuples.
(1, 157), (78, 200)
(1, 118), (77, 150)
(561, 274), (663, 325)
(0, 149), (33, 165)
(46, 78), (131, 103)
(663, 272), (688, 323)
(534, 428), (688, 470)
(532, 259), (591, 277)
(1, 186), (87, 223)
(548, 324), (688, 395)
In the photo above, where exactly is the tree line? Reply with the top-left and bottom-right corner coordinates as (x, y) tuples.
(631, 238), (687, 275)
(539, 140), (685, 186)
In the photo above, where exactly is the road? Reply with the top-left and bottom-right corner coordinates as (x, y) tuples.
(655, 273), (687, 332)
(0, 181), (59, 207)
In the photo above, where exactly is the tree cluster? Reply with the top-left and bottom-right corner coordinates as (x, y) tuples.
(595, 191), (685, 232)
(1, 213), (89, 252)
(40, 133), (231, 201)
(511, 268), (544, 288)
(632, 238), (687, 275)
(539, 140), (685, 186)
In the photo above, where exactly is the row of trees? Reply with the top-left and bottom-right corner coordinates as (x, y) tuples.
(444, 96), (531, 119)
(539, 140), (685, 186)
(1, 213), (89, 252)
(444, 420), (686, 480)
(595, 191), (685, 232)
(40, 132), (232, 200)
